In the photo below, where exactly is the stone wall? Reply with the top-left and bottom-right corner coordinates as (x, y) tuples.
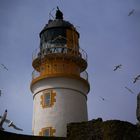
(67, 118), (140, 140)
(1, 119), (140, 140)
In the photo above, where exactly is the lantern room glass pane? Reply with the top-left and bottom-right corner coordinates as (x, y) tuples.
(45, 28), (66, 44)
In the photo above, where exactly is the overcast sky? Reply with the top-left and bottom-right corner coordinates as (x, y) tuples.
(0, 0), (140, 135)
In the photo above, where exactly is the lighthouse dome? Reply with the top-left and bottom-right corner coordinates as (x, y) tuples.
(40, 7), (79, 38)
(40, 18), (79, 38)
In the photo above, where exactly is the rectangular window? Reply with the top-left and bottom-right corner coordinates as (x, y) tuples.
(39, 127), (56, 136)
(44, 128), (50, 136)
(45, 92), (51, 106)
(40, 90), (56, 108)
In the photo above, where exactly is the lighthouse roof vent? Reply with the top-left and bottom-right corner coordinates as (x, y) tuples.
(56, 6), (63, 20)
(46, 7), (73, 29)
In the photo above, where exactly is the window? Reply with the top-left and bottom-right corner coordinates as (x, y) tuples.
(45, 28), (66, 44)
(44, 128), (50, 136)
(39, 127), (56, 136)
(45, 92), (51, 106)
(40, 90), (56, 108)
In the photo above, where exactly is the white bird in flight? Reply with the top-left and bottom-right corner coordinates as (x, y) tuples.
(0, 110), (23, 131)
(0, 109), (7, 130)
(7, 121), (23, 131)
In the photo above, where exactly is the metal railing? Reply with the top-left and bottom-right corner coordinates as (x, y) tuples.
(32, 70), (88, 82)
(32, 44), (87, 62)
(32, 70), (40, 79)
(80, 71), (88, 81)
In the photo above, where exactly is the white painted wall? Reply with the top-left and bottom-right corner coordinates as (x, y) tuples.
(31, 77), (89, 137)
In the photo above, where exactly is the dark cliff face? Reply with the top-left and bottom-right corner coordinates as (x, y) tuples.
(0, 119), (140, 140)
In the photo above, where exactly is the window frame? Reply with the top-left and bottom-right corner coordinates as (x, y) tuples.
(40, 90), (56, 108)
(39, 126), (56, 136)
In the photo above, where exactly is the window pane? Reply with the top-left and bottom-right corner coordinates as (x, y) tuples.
(46, 93), (50, 100)
(45, 93), (51, 106)
(44, 129), (50, 136)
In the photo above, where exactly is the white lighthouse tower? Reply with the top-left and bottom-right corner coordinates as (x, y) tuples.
(30, 8), (90, 137)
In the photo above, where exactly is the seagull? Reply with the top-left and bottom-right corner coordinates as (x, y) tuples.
(113, 64), (122, 71)
(8, 121), (23, 131)
(125, 86), (134, 94)
(99, 96), (106, 101)
(0, 110), (23, 131)
(0, 90), (2, 96)
(133, 75), (140, 84)
(0, 109), (8, 130)
(1, 64), (8, 71)
(128, 9), (135, 16)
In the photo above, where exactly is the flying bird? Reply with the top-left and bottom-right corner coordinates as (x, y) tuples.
(133, 75), (140, 84)
(113, 64), (122, 71)
(0, 110), (23, 131)
(0, 109), (8, 130)
(1, 64), (8, 71)
(125, 86), (134, 94)
(0, 90), (2, 96)
(99, 96), (106, 101)
(128, 9), (135, 16)
(8, 121), (23, 131)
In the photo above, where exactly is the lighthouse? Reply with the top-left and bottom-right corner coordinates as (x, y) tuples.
(30, 8), (90, 137)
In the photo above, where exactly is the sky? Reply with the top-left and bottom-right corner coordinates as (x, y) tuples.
(0, 0), (140, 135)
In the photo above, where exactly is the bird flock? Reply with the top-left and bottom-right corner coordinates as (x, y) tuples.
(114, 64), (140, 83)
(99, 63), (139, 101)
(0, 64), (23, 132)
(97, 9), (136, 101)
(114, 64), (140, 92)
